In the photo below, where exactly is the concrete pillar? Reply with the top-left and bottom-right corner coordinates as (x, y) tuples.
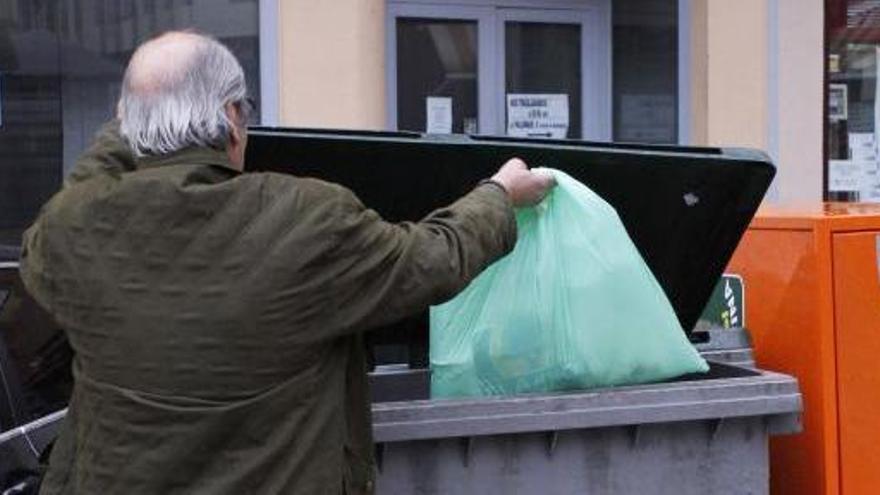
(277, 0), (386, 129)
(705, 0), (769, 150)
(769, 0), (824, 203)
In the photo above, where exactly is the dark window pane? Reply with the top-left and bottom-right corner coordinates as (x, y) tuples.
(612, 0), (678, 144)
(396, 18), (478, 134)
(0, 30), (63, 247)
(505, 22), (581, 139)
(0, 0), (261, 247)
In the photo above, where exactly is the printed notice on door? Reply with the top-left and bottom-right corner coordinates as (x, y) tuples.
(425, 97), (452, 134)
(506, 94), (569, 139)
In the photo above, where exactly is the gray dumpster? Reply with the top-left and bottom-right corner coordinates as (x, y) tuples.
(368, 324), (797, 495)
(370, 361), (798, 494)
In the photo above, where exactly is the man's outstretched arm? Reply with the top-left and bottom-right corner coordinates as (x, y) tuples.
(309, 159), (555, 337)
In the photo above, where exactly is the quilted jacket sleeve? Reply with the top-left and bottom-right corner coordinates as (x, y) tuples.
(311, 182), (517, 337)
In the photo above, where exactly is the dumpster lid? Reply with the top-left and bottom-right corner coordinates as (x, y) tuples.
(245, 128), (774, 344)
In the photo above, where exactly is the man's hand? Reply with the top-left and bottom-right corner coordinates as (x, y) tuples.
(491, 158), (556, 207)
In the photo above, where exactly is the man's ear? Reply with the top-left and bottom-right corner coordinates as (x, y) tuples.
(229, 121), (243, 147)
(225, 102), (243, 145)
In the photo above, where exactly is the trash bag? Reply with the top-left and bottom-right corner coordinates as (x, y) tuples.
(430, 168), (709, 398)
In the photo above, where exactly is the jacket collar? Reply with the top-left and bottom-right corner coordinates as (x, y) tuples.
(136, 146), (239, 172)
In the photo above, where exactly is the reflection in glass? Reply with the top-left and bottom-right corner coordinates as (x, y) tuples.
(396, 19), (478, 134)
(612, 0), (678, 144)
(0, 0), (261, 246)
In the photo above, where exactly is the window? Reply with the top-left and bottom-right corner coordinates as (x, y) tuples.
(387, 2), (609, 140)
(0, 0), (264, 247)
(612, 0), (679, 143)
(387, 0), (681, 144)
(502, 11), (586, 139)
(825, 0), (880, 202)
(396, 19), (479, 134)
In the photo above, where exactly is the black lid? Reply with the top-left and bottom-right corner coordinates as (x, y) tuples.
(246, 129), (774, 359)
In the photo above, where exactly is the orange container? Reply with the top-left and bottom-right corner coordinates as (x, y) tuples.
(727, 203), (880, 495)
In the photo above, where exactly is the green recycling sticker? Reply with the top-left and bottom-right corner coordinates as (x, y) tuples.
(699, 274), (745, 329)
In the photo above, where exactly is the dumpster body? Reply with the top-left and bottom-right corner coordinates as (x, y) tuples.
(372, 363), (798, 494)
(727, 203), (880, 495)
(1, 130), (802, 494)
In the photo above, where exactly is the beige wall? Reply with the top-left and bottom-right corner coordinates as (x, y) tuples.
(772, 0), (824, 203)
(688, 0), (709, 146)
(704, 0), (769, 150)
(277, 0), (386, 129)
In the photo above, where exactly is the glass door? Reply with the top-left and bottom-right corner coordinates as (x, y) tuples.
(497, 8), (609, 140)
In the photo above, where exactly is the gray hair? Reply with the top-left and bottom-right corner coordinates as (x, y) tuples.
(118, 32), (249, 157)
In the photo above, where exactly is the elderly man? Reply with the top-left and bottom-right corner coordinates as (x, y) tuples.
(20, 31), (553, 494)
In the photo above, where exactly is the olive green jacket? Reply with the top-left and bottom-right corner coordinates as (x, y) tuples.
(20, 122), (516, 494)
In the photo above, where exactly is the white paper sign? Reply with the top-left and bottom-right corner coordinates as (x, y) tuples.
(506, 94), (569, 138)
(829, 160), (863, 192)
(860, 160), (880, 201)
(849, 133), (876, 162)
(426, 97), (452, 134)
(829, 83), (848, 122)
(830, 157), (880, 200)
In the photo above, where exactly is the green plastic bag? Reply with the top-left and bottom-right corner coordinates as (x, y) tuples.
(430, 168), (709, 398)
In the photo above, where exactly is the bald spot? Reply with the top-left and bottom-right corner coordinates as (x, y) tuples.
(125, 31), (205, 94)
